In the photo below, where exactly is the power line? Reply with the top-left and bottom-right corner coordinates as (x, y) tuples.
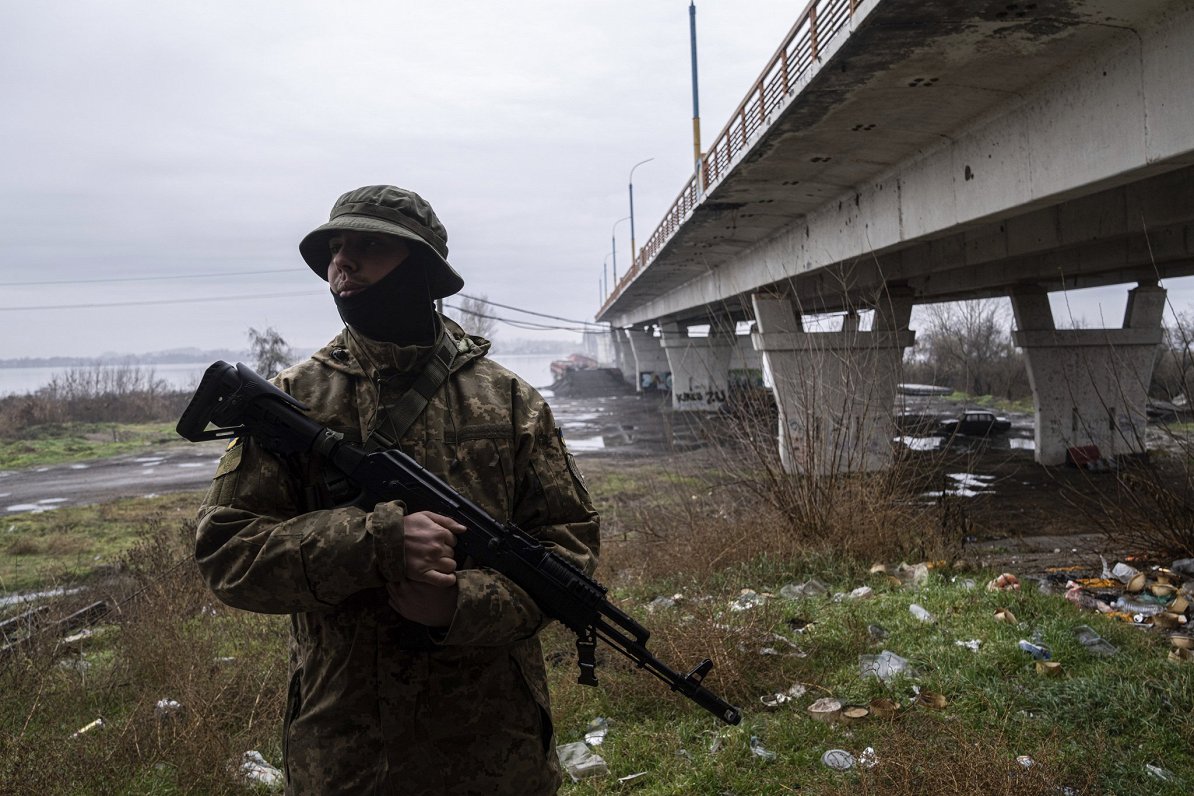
(0, 290), (321, 311)
(457, 292), (600, 328)
(0, 268), (297, 287)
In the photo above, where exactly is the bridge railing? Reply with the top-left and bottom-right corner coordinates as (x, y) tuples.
(601, 0), (859, 315)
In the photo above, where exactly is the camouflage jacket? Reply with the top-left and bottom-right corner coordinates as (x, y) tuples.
(195, 318), (600, 795)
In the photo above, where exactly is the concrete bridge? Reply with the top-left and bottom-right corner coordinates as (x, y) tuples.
(595, 0), (1194, 471)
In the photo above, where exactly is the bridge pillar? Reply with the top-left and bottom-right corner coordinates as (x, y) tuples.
(659, 320), (735, 410)
(610, 327), (637, 386)
(1011, 282), (1166, 466)
(627, 327), (671, 392)
(752, 294), (915, 474)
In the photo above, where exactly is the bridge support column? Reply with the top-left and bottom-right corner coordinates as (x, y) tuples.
(752, 294), (915, 474)
(659, 320), (734, 410)
(1011, 282), (1166, 466)
(610, 327), (636, 386)
(627, 327), (671, 392)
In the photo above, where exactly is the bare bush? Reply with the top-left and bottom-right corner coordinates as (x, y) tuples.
(0, 364), (190, 434)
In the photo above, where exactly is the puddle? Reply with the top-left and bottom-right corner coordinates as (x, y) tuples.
(68, 463), (90, 470)
(897, 436), (943, 451)
(567, 436), (606, 452)
(175, 462), (207, 468)
(7, 501), (63, 513)
(0, 586), (84, 608)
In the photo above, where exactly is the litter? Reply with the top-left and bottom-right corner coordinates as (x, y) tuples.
(1145, 763), (1174, 782)
(954, 639), (981, 652)
(1017, 755), (1035, 768)
(647, 594), (681, 612)
(847, 586), (875, 600)
(915, 690), (948, 709)
(806, 697), (842, 722)
(1035, 660), (1063, 677)
(821, 749), (855, 770)
(779, 579), (829, 600)
(760, 683), (806, 708)
(841, 705), (870, 723)
(1111, 562), (1140, 584)
(556, 741), (609, 781)
(749, 736), (777, 761)
(868, 697), (899, 718)
(994, 608), (1018, 624)
(858, 747), (879, 769)
(859, 650), (911, 683)
(1073, 625), (1118, 657)
(71, 718), (105, 738)
(1064, 582), (1111, 613)
(909, 603), (934, 622)
(618, 772), (648, 784)
(895, 562), (930, 586)
(155, 698), (184, 718)
(1017, 640), (1051, 660)
(583, 717), (608, 746)
(867, 623), (889, 640)
(987, 573), (1021, 591)
(730, 589), (765, 611)
(1171, 558), (1194, 578)
(241, 751), (283, 789)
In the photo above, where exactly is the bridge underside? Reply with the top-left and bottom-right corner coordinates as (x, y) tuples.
(598, 0), (1194, 472)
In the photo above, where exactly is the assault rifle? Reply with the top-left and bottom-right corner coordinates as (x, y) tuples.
(177, 361), (742, 725)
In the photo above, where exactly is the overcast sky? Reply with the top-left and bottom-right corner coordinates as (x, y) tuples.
(2, 1), (1190, 360)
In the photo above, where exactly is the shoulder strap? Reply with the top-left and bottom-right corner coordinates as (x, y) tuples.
(368, 328), (458, 450)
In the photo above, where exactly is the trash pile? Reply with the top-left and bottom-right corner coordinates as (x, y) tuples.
(1054, 556), (1194, 662)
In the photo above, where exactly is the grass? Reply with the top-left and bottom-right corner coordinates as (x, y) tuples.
(0, 422), (181, 470)
(2, 445), (1193, 793)
(0, 493), (200, 594)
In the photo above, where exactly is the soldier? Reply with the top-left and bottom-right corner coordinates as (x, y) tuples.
(194, 185), (600, 795)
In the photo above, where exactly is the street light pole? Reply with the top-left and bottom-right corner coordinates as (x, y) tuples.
(628, 157), (654, 273)
(610, 216), (630, 287)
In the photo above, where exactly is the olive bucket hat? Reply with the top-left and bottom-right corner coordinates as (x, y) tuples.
(299, 185), (464, 299)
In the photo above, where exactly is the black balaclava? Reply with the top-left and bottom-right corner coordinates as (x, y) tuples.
(332, 252), (437, 345)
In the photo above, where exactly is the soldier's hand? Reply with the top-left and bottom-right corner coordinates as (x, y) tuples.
(401, 510), (466, 587)
(387, 579), (459, 628)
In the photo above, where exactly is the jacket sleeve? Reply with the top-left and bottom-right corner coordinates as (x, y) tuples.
(436, 382), (600, 646)
(194, 437), (407, 614)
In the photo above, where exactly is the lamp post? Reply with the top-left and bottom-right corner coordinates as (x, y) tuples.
(610, 215), (630, 288)
(603, 252), (614, 299)
(628, 157), (654, 273)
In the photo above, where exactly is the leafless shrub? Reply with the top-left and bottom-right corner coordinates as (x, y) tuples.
(0, 364), (190, 434)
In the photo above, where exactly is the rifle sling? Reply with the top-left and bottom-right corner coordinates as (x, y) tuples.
(367, 328), (458, 451)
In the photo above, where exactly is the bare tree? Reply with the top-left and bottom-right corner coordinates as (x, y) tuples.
(1152, 311), (1194, 400)
(248, 326), (293, 379)
(449, 294), (498, 341)
(910, 298), (1027, 399)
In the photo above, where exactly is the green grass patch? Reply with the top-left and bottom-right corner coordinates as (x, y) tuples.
(547, 567), (1194, 794)
(0, 422), (181, 470)
(0, 492), (201, 593)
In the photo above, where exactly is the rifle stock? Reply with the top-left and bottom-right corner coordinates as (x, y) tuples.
(179, 361), (742, 725)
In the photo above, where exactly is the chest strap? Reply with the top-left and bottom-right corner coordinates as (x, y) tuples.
(368, 329), (459, 450)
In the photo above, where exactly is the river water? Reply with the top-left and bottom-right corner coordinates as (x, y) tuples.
(0, 353), (567, 397)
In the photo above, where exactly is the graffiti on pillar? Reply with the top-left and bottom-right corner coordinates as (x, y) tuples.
(728, 368), (764, 389)
(639, 371), (672, 392)
(675, 378), (728, 408)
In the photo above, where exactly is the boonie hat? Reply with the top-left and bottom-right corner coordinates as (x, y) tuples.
(299, 185), (464, 299)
